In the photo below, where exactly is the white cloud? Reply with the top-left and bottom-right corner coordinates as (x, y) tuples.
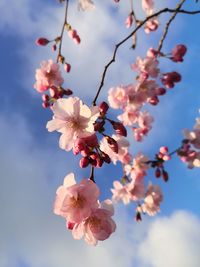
(137, 211), (200, 267)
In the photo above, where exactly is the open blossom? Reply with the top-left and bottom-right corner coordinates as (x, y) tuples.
(54, 173), (100, 223)
(78, 0), (95, 11)
(100, 134), (130, 165)
(46, 97), (99, 151)
(108, 86), (128, 109)
(111, 181), (132, 204)
(133, 57), (159, 78)
(118, 106), (139, 126)
(183, 113), (200, 149)
(111, 180), (144, 204)
(34, 60), (64, 92)
(72, 200), (116, 246)
(125, 152), (149, 180)
(142, 183), (163, 216)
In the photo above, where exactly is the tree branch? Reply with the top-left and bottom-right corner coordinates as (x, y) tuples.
(57, 0), (69, 63)
(157, 0), (186, 53)
(92, 7), (200, 105)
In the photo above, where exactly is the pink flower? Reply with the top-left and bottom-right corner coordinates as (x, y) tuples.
(124, 152), (149, 180)
(54, 173), (100, 223)
(100, 134), (130, 165)
(72, 200), (116, 246)
(133, 56), (159, 78)
(142, 0), (154, 14)
(78, 0), (95, 11)
(108, 86), (128, 109)
(128, 180), (145, 201)
(34, 60), (64, 92)
(142, 183), (163, 216)
(118, 106), (139, 126)
(111, 181), (132, 204)
(144, 19), (159, 33)
(46, 97), (99, 151)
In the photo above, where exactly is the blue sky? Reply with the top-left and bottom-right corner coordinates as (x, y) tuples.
(0, 1), (200, 267)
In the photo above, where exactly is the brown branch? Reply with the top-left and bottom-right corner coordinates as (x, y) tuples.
(89, 166), (95, 183)
(92, 7), (200, 106)
(157, 0), (186, 53)
(57, 0), (69, 63)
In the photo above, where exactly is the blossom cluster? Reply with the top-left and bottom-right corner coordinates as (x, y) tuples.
(178, 111), (200, 168)
(33, 0), (200, 245)
(54, 173), (116, 245)
(108, 45), (186, 142)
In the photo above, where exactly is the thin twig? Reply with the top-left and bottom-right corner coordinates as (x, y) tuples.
(89, 166), (95, 183)
(92, 7), (200, 105)
(57, 0), (69, 63)
(157, 0), (186, 53)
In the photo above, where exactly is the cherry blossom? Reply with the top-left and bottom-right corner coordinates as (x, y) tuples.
(34, 60), (64, 93)
(142, 183), (163, 216)
(108, 86), (128, 109)
(46, 97), (99, 151)
(100, 134), (130, 165)
(72, 200), (116, 246)
(54, 173), (100, 223)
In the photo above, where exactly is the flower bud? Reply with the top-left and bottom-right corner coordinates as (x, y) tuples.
(101, 152), (111, 164)
(99, 101), (109, 115)
(106, 136), (119, 153)
(162, 170), (169, 182)
(159, 146), (168, 154)
(79, 157), (90, 168)
(155, 168), (161, 178)
(35, 38), (50, 46)
(171, 44), (187, 62)
(110, 121), (127, 137)
(63, 89), (73, 96)
(64, 63), (71, 73)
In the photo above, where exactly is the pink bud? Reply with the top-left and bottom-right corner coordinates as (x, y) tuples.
(163, 155), (171, 161)
(125, 14), (133, 28)
(148, 96), (159, 105)
(64, 63), (71, 73)
(35, 38), (50, 46)
(171, 44), (187, 62)
(111, 121), (127, 137)
(156, 87), (166, 96)
(79, 157), (90, 168)
(52, 44), (57, 51)
(147, 47), (158, 58)
(159, 146), (168, 154)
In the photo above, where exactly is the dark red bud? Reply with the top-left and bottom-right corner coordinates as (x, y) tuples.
(79, 157), (89, 168)
(35, 38), (50, 46)
(101, 152), (111, 164)
(106, 136), (119, 153)
(162, 170), (169, 182)
(111, 121), (127, 137)
(99, 101), (109, 115)
(155, 168), (161, 178)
